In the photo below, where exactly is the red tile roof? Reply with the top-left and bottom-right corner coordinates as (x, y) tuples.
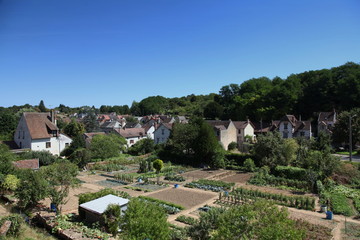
(13, 159), (39, 169)
(115, 128), (145, 138)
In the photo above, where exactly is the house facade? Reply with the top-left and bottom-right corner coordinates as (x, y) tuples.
(278, 115), (312, 139)
(14, 112), (72, 155)
(206, 120), (237, 150)
(318, 111), (336, 134)
(114, 128), (146, 147)
(154, 123), (173, 144)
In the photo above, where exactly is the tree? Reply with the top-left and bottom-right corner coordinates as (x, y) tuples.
(82, 112), (99, 132)
(212, 201), (305, 240)
(281, 138), (299, 165)
(193, 120), (222, 166)
(63, 119), (85, 138)
(120, 198), (170, 240)
(69, 148), (92, 168)
(2, 174), (20, 192)
(38, 100), (47, 112)
(253, 132), (285, 169)
(127, 138), (154, 156)
(314, 131), (332, 152)
(203, 101), (223, 119)
(0, 144), (16, 175)
(103, 204), (122, 236)
(15, 169), (48, 210)
(0, 110), (17, 137)
(61, 134), (86, 157)
(90, 134), (126, 159)
(153, 159), (164, 184)
(41, 160), (79, 214)
(302, 150), (340, 180)
(168, 123), (198, 155)
(332, 108), (360, 150)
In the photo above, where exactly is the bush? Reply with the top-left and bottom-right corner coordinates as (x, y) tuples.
(225, 153), (254, 166)
(228, 142), (237, 151)
(243, 158), (256, 172)
(0, 214), (23, 237)
(20, 150), (58, 166)
(164, 173), (186, 182)
(328, 194), (354, 216)
(273, 166), (307, 181)
(176, 215), (197, 225)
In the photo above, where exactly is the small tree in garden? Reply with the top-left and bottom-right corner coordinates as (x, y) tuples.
(243, 158), (256, 172)
(228, 142), (237, 151)
(153, 159), (164, 184)
(104, 204), (122, 236)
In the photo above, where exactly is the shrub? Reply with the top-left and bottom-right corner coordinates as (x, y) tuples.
(328, 194), (354, 216)
(20, 150), (58, 166)
(0, 214), (23, 237)
(228, 142), (238, 151)
(176, 215), (197, 225)
(243, 158), (256, 172)
(164, 173), (186, 182)
(225, 153), (254, 166)
(273, 166), (307, 181)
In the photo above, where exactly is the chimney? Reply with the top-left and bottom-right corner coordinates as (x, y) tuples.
(51, 110), (56, 125)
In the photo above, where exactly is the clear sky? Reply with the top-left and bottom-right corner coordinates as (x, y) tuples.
(0, 0), (359, 108)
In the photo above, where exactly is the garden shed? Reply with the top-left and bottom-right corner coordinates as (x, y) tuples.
(79, 194), (129, 224)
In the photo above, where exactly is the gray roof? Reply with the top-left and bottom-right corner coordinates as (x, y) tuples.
(79, 194), (129, 215)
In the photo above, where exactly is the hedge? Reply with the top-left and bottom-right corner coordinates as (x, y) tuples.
(185, 179), (235, 192)
(273, 166), (307, 181)
(225, 153), (254, 166)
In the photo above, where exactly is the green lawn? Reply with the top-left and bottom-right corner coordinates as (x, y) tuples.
(336, 151), (358, 155)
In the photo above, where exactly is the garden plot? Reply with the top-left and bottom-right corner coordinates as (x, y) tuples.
(181, 169), (228, 181)
(145, 187), (217, 209)
(219, 172), (252, 184)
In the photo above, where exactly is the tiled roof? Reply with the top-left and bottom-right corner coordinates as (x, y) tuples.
(23, 112), (58, 139)
(115, 128), (145, 138)
(294, 121), (311, 132)
(280, 115), (297, 126)
(206, 120), (231, 129)
(318, 112), (336, 122)
(13, 159), (39, 169)
(162, 123), (173, 130)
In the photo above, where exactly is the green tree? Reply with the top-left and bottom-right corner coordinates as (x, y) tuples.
(193, 120), (222, 166)
(253, 132), (285, 169)
(90, 134), (126, 159)
(168, 123), (198, 155)
(82, 112), (99, 132)
(20, 150), (58, 166)
(15, 169), (48, 210)
(139, 96), (168, 115)
(203, 101), (223, 119)
(0, 144), (16, 175)
(41, 160), (79, 214)
(0, 110), (17, 138)
(332, 108), (360, 150)
(212, 201), (305, 240)
(38, 100), (47, 112)
(153, 159), (164, 184)
(69, 148), (92, 168)
(2, 174), (20, 192)
(127, 138), (154, 156)
(63, 119), (85, 138)
(121, 198), (170, 240)
(103, 204), (122, 236)
(61, 134), (86, 157)
(282, 138), (299, 165)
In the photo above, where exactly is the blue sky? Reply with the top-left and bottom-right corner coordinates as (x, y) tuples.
(0, 0), (359, 108)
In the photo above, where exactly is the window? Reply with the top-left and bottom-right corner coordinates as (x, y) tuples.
(130, 140), (134, 144)
(65, 143), (69, 147)
(238, 129), (241, 134)
(300, 132), (305, 137)
(46, 142), (51, 148)
(161, 129), (165, 135)
(283, 132), (288, 138)
(284, 123), (288, 130)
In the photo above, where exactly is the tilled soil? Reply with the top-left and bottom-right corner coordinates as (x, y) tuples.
(145, 187), (217, 209)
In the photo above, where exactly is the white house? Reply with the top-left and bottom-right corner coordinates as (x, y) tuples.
(318, 111), (336, 134)
(278, 115), (312, 139)
(154, 123), (173, 144)
(233, 120), (256, 143)
(114, 128), (146, 147)
(206, 120), (237, 150)
(14, 112), (72, 155)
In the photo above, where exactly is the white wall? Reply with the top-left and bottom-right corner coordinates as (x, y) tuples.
(278, 122), (293, 138)
(14, 116), (32, 149)
(146, 125), (155, 140)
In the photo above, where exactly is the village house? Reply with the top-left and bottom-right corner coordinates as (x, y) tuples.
(206, 120), (237, 150)
(318, 111), (336, 135)
(114, 128), (146, 147)
(153, 123), (173, 144)
(276, 115), (312, 139)
(233, 120), (256, 144)
(14, 112), (72, 155)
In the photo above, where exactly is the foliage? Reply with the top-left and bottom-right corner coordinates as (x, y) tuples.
(253, 132), (285, 168)
(63, 119), (85, 138)
(2, 174), (20, 191)
(0, 109), (17, 136)
(212, 201), (305, 240)
(332, 162), (360, 187)
(0, 144), (17, 175)
(273, 166), (308, 181)
(114, 173), (135, 183)
(38, 100), (47, 112)
(175, 215), (197, 225)
(301, 150), (340, 180)
(69, 148), (92, 168)
(0, 214), (24, 237)
(78, 188), (130, 205)
(249, 171), (310, 191)
(82, 111), (99, 132)
(15, 169), (48, 209)
(61, 134), (86, 157)
(138, 196), (185, 214)
(41, 160), (79, 214)
(90, 134), (126, 159)
(333, 108), (360, 149)
(153, 159), (164, 173)
(20, 150), (58, 166)
(120, 198), (171, 240)
(164, 173), (186, 182)
(323, 193), (355, 216)
(225, 152), (254, 167)
(243, 158), (256, 172)
(185, 179), (234, 192)
(227, 141), (237, 151)
(138, 156), (153, 173)
(203, 101), (223, 119)
(127, 138), (155, 156)
(168, 122), (198, 155)
(103, 204), (121, 236)
(225, 187), (316, 210)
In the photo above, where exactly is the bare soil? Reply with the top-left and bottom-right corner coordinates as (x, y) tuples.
(180, 169), (228, 181)
(145, 187), (217, 209)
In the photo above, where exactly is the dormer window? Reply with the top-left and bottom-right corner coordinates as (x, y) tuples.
(52, 130), (57, 137)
